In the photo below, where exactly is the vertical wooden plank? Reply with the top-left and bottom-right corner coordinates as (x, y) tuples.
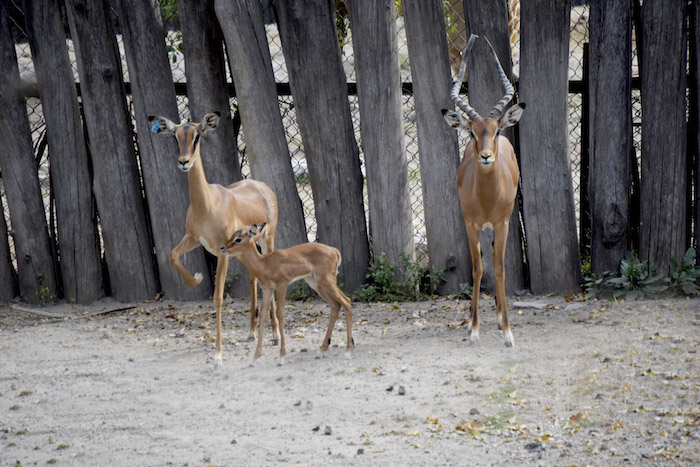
(177, 0), (249, 297)
(273, 0), (370, 292)
(0, 2), (57, 304)
(639, 0), (688, 272)
(519, 0), (581, 293)
(348, 0), (414, 276)
(24, 0), (103, 304)
(0, 196), (17, 301)
(403, 0), (470, 294)
(117, 0), (211, 300)
(588, 0), (631, 273)
(691, 0), (700, 259)
(463, 0), (525, 294)
(65, 0), (158, 301)
(214, 0), (307, 250)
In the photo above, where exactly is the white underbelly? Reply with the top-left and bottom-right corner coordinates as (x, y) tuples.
(199, 236), (218, 256)
(291, 274), (315, 291)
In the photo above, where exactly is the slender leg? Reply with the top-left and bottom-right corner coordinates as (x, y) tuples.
(260, 235), (280, 345)
(494, 223), (514, 347)
(254, 288), (274, 359)
(337, 290), (354, 353)
(466, 223), (482, 346)
(492, 241), (502, 331)
(275, 285), (288, 358)
(321, 304), (340, 352)
(213, 254), (229, 367)
(248, 271), (258, 341)
(169, 234), (202, 287)
(317, 279), (342, 352)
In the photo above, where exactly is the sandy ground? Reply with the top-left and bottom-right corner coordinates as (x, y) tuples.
(1, 294), (698, 466)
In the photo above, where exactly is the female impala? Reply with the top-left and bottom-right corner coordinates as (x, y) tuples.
(441, 35), (525, 347)
(221, 223), (353, 361)
(149, 112), (280, 366)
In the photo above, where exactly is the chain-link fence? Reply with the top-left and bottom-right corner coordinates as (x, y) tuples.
(5, 1), (613, 280)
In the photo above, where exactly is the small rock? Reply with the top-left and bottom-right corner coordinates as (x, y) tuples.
(231, 439), (237, 445)
(357, 448), (364, 455)
(294, 400), (302, 407)
(386, 385), (394, 392)
(300, 348), (308, 353)
(219, 404), (225, 409)
(324, 426), (332, 435)
(312, 425), (320, 432)
(469, 408), (480, 415)
(398, 386), (406, 396)
(525, 442), (544, 452)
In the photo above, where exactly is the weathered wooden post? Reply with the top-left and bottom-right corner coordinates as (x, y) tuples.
(403, 0), (470, 294)
(519, 0), (581, 293)
(0, 198), (16, 301)
(639, 0), (688, 272)
(463, 0), (526, 294)
(65, 0), (158, 300)
(692, 0), (700, 259)
(24, 0), (103, 304)
(348, 0), (414, 277)
(0, 2), (57, 303)
(588, 0), (632, 273)
(116, 0), (211, 300)
(214, 0), (307, 250)
(273, 0), (370, 292)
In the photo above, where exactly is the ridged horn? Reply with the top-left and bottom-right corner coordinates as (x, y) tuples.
(450, 34), (481, 121)
(484, 37), (515, 118)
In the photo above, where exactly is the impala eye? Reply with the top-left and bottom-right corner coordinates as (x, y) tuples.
(233, 237), (242, 244)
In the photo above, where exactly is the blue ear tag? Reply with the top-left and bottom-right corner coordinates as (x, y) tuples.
(151, 119), (162, 133)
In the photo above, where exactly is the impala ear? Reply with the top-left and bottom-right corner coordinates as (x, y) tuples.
(199, 111), (221, 133)
(441, 109), (470, 131)
(148, 115), (177, 134)
(248, 222), (266, 237)
(498, 103), (526, 130)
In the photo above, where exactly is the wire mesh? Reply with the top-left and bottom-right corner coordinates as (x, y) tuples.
(5, 1), (621, 286)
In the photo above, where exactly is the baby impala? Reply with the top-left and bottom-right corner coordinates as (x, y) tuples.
(221, 223), (354, 360)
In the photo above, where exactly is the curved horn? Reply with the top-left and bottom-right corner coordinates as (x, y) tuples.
(484, 37), (515, 118)
(451, 34), (480, 121)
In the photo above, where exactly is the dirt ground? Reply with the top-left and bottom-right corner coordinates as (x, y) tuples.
(1, 293), (698, 466)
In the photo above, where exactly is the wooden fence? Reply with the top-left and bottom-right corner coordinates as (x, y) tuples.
(0, 0), (697, 304)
